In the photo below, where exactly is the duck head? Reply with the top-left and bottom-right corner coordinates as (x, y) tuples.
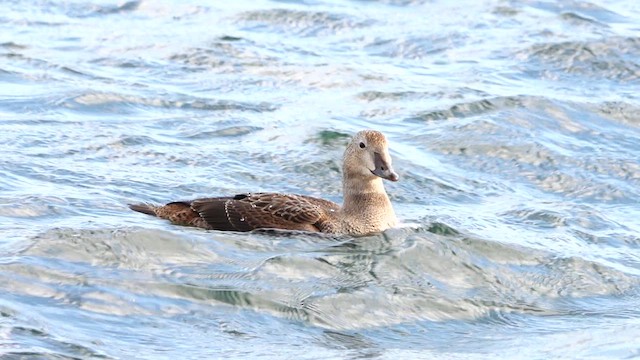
(343, 130), (398, 182)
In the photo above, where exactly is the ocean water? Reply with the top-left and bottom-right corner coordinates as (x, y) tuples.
(1, 0), (639, 359)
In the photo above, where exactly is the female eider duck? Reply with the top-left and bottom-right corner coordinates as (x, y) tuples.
(129, 130), (398, 235)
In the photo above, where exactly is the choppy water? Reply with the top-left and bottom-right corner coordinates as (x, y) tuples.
(1, 0), (640, 359)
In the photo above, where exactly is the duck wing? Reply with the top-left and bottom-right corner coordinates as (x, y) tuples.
(190, 192), (340, 232)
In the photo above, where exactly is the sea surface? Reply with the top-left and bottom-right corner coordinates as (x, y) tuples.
(1, 0), (639, 359)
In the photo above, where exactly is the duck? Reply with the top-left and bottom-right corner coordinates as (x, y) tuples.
(129, 130), (399, 235)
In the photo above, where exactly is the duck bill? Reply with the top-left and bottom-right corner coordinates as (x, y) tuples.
(372, 152), (399, 182)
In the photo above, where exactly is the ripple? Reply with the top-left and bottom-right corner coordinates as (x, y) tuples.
(0, 41), (28, 50)
(236, 9), (373, 37)
(169, 38), (279, 71)
(501, 208), (567, 228)
(365, 33), (467, 59)
(61, 91), (277, 114)
(596, 101), (640, 127)
(61, 0), (141, 18)
(516, 37), (640, 82)
(526, 1), (630, 25)
(0, 195), (70, 218)
(407, 95), (534, 121)
(179, 125), (264, 139)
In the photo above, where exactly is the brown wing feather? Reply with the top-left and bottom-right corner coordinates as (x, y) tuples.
(189, 197), (250, 231)
(153, 201), (213, 229)
(191, 193), (339, 232)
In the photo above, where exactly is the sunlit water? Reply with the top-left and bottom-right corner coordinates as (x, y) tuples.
(1, 0), (640, 359)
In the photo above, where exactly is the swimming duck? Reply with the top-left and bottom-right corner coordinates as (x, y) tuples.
(129, 130), (398, 235)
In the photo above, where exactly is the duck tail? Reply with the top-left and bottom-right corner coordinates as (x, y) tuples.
(128, 203), (158, 217)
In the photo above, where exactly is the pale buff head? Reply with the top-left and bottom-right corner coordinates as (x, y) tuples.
(343, 130), (398, 182)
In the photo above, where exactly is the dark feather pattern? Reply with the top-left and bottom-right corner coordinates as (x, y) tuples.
(131, 193), (342, 232)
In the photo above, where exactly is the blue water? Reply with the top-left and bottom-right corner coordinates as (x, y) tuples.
(1, 0), (639, 359)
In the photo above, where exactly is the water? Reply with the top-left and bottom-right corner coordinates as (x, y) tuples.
(1, 0), (639, 358)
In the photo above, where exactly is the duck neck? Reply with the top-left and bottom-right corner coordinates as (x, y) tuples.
(342, 173), (392, 213)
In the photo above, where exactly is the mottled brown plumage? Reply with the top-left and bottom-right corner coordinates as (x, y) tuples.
(129, 130), (399, 235)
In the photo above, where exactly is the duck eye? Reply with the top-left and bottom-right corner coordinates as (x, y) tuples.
(359, 142), (366, 149)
